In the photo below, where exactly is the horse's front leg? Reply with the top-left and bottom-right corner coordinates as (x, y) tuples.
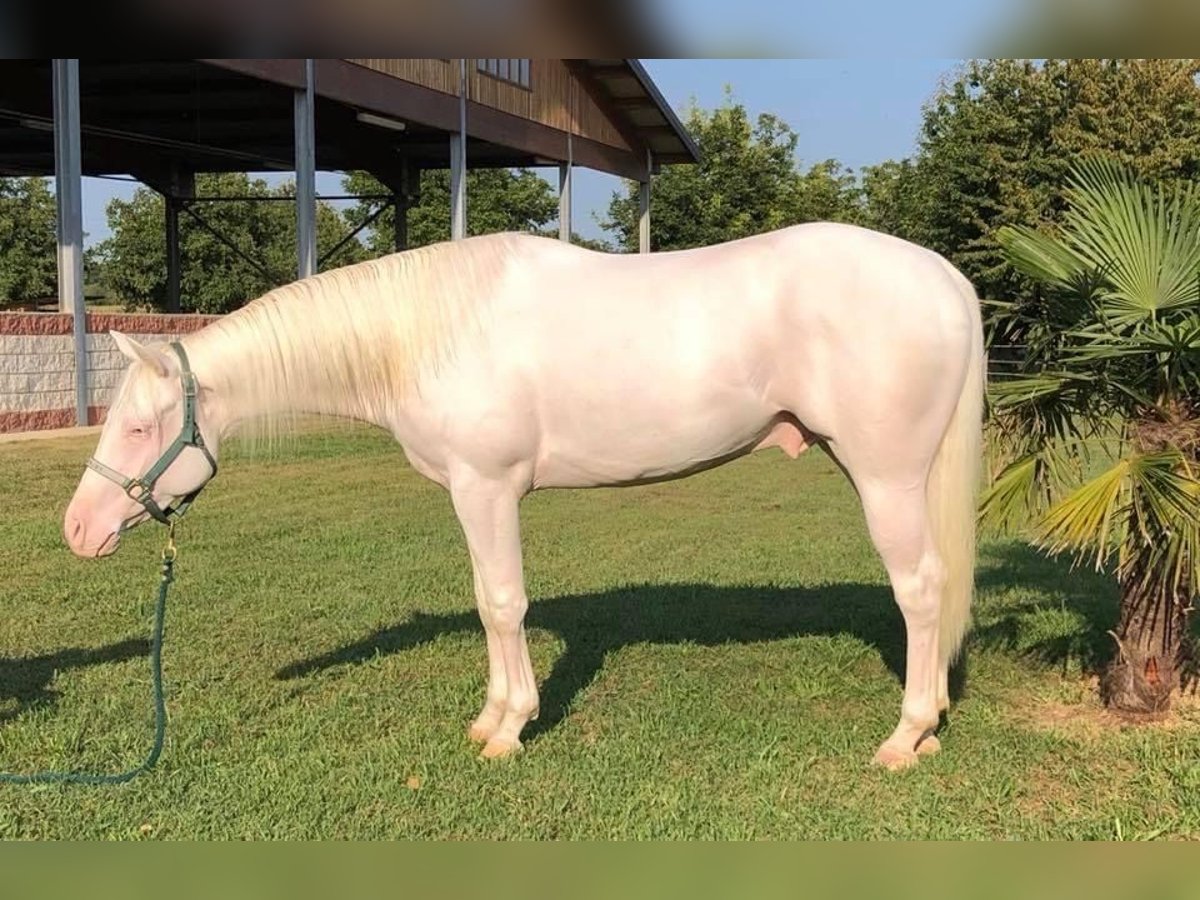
(466, 558), (509, 744)
(450, 470), (539, 759)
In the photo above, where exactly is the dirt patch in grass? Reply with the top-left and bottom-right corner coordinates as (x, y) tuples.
(1018, 676), (1200, 739)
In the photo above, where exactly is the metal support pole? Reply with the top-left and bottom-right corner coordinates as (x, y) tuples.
(638, 147), (653, 254)
(165, 197), (181, 313)
(638, 181), (651, 254)
(635, 147), (657, 254)
(53, 59), (87, 425)
(450, 59), (468, 241)
(394, 160), (410, 252)
(294, 58), (316, 279)
(159, 166), (193, 314)
(558, 137), (573, 243)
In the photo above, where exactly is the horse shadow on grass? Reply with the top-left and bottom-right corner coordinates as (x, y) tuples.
(971, 540), (1122, 678)
(0, 638), (149, 723)
(277, 541), (1121, 741)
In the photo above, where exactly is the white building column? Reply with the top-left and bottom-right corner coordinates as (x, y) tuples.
(558, 162), (573, 242)
(53, 58), (86, 425)
(450, 58), (468, 240)
(558, 130), (573, 242)
(638, 147), (652, 254)
(294, 58), (316, 279)
(637, 180), (651, 254)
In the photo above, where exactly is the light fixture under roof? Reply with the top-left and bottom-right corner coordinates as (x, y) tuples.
(356, 111), (407, 133)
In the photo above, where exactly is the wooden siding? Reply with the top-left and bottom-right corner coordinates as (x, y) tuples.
(349, 59), (456, 95)
(345, 59), (631, 152)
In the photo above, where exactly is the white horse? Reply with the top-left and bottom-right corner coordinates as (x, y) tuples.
(64, 223), (983, 769)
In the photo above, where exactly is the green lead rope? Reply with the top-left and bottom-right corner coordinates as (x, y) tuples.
(0, 539), (174, 786)
(4, 342), (208, 786)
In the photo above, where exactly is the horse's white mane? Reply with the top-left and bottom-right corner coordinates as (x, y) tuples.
(176, 231), (530, 438)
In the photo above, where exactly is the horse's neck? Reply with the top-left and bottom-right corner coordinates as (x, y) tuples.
(181, 240), (506, 435)
(183, 297), (395, 434)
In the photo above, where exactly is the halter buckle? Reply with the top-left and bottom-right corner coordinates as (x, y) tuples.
(126, 480), (152, 503)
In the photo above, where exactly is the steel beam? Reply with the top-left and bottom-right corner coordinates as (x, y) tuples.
(394, 159), (412, 252)
(53, 59), (87, 425)
(638, 148), (653, 254)
(294, 58), (316, 278)
(558, 134), (572, 243)
(450, 59), (467, 241)
(166, 197), (181, 313)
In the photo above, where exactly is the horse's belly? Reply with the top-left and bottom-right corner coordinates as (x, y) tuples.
(530, 388), (773, 489)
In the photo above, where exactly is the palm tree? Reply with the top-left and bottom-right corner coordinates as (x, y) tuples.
(982, 158), (1200, 716)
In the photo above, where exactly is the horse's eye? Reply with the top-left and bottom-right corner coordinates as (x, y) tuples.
(129, 423), (148, 437)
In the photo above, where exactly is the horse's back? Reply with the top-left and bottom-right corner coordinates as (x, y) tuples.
(495, 222), (976, 411)
(450, 226), (977, 486)
(497, 222), (971, 334)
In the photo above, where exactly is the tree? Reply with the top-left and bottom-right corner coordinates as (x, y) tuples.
(601, 93), (863, 253)
(95, 173), (367, 314)
(0, 177), (57, 308)
(858, 159), (928, 244)
(980, 159), (1200, 715)
(343, 167), (561, 256)
(913, 59), (1200, 302)
(794, 159), (863, 226)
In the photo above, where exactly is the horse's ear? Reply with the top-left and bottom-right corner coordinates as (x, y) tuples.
(110, 330), (173, 377)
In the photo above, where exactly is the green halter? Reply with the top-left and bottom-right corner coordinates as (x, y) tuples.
(86, 342), (217, 525)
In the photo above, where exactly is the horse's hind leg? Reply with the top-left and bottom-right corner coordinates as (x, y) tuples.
(450, 471), (539, 759)
(855, 477), (945, 771)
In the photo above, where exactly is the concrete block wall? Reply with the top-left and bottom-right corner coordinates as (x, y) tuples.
(0, 312), (220, 433)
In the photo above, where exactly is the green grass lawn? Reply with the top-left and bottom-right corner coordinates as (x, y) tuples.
(1, 424), (1198, 840)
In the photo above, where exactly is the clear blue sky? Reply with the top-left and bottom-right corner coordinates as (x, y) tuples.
(80, 58), (969, 248)
(646, 0), (1009, 55)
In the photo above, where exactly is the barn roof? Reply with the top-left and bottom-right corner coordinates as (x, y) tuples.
(0, 59), (697, 184)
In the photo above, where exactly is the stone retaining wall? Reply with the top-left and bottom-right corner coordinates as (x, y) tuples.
(0, 312), (220, 433)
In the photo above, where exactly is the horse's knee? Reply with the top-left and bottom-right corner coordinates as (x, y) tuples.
(890, 553), (945, 624)
(487, 585), (528, 630)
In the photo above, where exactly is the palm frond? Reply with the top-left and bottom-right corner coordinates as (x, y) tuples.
(1036, 458), (1130, 571)
(1029, 449), (1200, 598)
(988, 370), (1092, 408)
(1063, 158), (1200, 323)
(997, 225), (1086, 289)
(979, 453), (1040, 533)
(1123, 451), (1200, 594)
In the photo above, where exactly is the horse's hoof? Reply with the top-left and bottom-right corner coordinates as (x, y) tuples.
(479, 737), (522, 760)
(467, 721), (494, 743)
(873, 744), (918, 771)
(915, 734), (941, 756)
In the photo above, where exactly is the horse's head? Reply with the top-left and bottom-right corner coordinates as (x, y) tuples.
(64, 332), (219, 558)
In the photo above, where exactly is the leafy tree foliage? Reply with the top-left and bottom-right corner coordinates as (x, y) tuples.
(0, 177), (57, 308)
(912, 59), (1200, 301)
(858, 159), (927, 244)
(94, 173), (366, 314)
(343, 167), (564, 256)
(602, 94), (863, 252)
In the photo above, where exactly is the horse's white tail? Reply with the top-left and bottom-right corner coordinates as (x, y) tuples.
(929, 272), (985, 667)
